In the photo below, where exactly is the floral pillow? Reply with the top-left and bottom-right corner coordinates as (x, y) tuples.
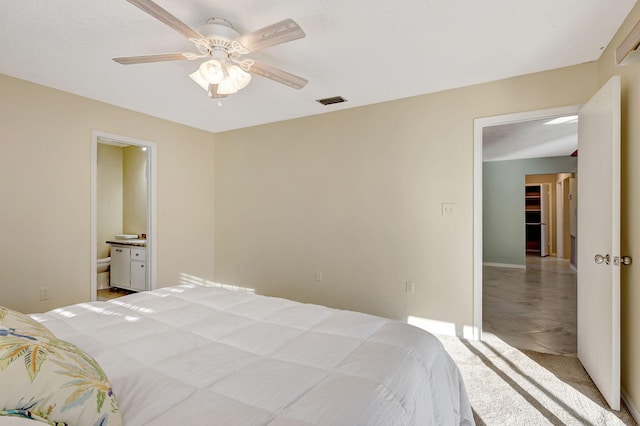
(0, 307), (122, 426)
(0, 308), (54, 340)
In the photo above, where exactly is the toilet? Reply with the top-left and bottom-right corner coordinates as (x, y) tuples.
(97, 257), (111, 290)
(97, 257), (111, 273)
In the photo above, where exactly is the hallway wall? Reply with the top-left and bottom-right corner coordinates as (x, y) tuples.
(483, 156), (577, 266)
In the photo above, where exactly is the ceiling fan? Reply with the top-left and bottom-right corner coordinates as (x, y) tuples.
(113, 0), (308, 99)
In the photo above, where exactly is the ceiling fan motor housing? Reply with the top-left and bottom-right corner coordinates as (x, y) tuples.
(195, 17), (240, 55)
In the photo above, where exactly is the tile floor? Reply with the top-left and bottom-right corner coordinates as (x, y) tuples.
(483, 255), (577, 355)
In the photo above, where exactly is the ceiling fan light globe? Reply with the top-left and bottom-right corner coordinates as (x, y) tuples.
(217, 78), (238, 95)
(228, 65), (252, 90)
(188, 70), (209, 91)
(199, 59), (224, 84)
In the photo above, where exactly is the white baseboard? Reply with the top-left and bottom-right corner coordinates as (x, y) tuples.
(482, 262), (526, 269)
(622, 387), (640, 423)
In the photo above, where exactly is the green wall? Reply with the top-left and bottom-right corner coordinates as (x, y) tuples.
(483, 156), (577, 266)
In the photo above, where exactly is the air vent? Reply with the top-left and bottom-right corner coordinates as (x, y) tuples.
(316, 96), (347, 106)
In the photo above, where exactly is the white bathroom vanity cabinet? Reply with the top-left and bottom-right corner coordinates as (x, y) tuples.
(109, 242), (147, 291)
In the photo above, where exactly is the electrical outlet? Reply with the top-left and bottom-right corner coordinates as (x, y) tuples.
(315, 271), (323, 282)
(39, 287), (50, 301)
(442, 203), (457, 216)
(405, 281), (415, 294)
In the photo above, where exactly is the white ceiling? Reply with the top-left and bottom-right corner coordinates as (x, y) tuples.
(483, 115), (579, 162)
(0, 0), (636, 133)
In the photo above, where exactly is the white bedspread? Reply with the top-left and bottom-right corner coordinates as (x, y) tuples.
(32, 284), (474, 425)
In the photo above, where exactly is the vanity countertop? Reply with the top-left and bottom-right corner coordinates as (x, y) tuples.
(106, 239), (146, 247)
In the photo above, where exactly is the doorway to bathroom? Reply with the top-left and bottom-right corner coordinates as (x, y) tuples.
(91, 130), (157, 301)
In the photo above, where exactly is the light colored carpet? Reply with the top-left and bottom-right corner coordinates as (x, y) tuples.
(437, 333), (637, 425)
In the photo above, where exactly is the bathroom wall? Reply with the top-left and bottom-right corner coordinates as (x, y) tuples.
(97, 144), (123, 259)
(97, 144), (147, 260)
(123, 146), (147, 237)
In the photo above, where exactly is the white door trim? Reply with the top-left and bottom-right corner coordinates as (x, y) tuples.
(472, 105), (581, 340)
(91, 130), (158, 300)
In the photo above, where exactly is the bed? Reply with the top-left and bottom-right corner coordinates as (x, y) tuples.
(1, 284), (474, 425)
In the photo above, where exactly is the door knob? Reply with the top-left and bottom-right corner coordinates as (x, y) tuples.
(594, 254), (610, 265)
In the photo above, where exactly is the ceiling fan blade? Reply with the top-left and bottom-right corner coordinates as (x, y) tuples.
(113, 53), (197, 65)
(248, 60), (307, 90)
(234, 19), (305, 53)
(127, 0), (204, 40)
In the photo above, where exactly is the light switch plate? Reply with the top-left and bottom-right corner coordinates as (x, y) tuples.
(442, 203), (457, 216)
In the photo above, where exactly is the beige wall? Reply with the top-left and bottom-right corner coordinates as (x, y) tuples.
(97, 144), (123, 259)
(0, 74), (216, 313)
(214, 63), (599, 336)
(123, 145), (147, 236)
(597, 0), (640, 415)
(1, 6), (638, 413)
(215, 46), (640, 411)
(556, 172), (573, 260)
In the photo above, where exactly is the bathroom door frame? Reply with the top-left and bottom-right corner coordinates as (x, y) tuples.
(90, 130), (158, 300)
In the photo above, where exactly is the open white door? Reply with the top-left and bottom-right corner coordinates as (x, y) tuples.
(540, 184), (550, 257)
(577, 75), (621, 410)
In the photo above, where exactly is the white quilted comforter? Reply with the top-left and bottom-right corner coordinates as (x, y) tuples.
(32, 284), (474, 425)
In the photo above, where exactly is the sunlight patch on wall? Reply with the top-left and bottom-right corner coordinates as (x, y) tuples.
(408, 316), (475, 339)
(179, 273), (256, 294)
